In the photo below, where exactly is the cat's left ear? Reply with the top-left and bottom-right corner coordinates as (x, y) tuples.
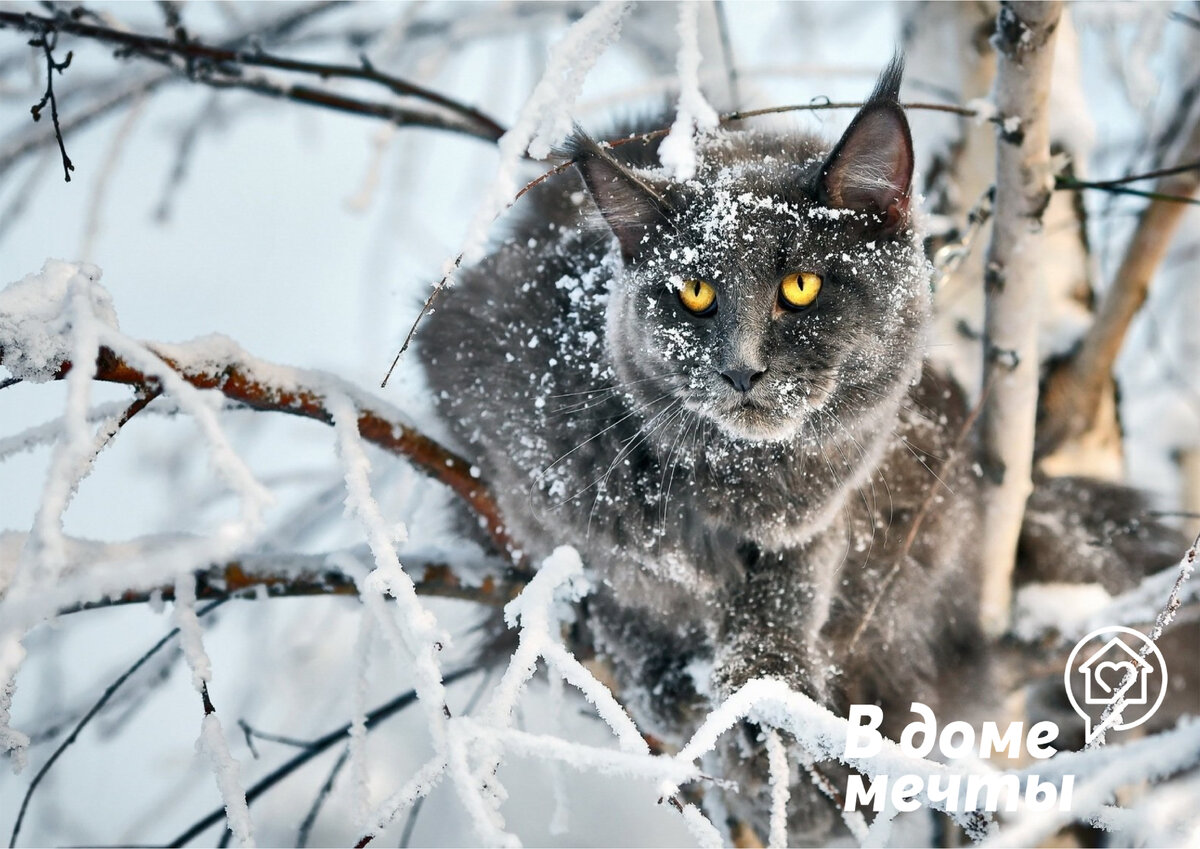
(566, 130), (673, 262)
(818, 55), (913, 235)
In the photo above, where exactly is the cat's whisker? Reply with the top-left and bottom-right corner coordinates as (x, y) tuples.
(530, 389), (679, 516)
(544, 372), (680, 400)
(583, 399), (684, 539)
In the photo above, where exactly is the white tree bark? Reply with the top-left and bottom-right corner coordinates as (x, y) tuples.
(978, 1), (1063, 637)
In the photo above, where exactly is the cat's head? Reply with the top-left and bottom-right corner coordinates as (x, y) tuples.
(571, 58), (929, 446)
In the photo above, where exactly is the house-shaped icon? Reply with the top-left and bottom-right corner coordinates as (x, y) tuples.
(1077, 637), (1152, 705)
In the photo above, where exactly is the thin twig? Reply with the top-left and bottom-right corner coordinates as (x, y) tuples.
(167, 666), (480, 848)
(26, 26), (75, 181)
(8, 599), (230, 849)
(295, 746), (350, 847)
(0, 8), (506, 142)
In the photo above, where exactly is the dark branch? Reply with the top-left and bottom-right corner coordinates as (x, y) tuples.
(26, 26), (75, 181)
(53, 552), (526, 618)
(0, 8), (506, 144)
(167, 666), (481, 848)
(8, 600), (230, 849)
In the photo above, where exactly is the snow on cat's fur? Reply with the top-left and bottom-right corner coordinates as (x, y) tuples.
(418, 59), (1183, 842)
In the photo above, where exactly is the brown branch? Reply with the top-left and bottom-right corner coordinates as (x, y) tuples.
(52, 553), (525, 617)
(29, 344), (520, 563)
(1037, 102), (1200, 459)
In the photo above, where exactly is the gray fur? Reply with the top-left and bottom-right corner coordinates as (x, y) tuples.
(417, 61), (1182, 843)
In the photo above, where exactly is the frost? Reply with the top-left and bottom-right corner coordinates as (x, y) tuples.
(459, 2), (630, 264)
(658, 3), (720, 181)
(0, 260), (116, 383)
(197, 714), (256, 848)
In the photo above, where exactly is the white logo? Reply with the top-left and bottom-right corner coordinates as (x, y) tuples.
(1065, 626), (1168, 743)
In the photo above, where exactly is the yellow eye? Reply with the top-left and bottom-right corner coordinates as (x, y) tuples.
(678, 279), (717, 315)
(779, 271), (822, 310)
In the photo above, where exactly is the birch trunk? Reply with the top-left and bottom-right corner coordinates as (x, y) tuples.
(978, 1), (1063, 637)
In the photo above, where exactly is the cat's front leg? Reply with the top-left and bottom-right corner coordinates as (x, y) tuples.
(711, 541), (839, 706)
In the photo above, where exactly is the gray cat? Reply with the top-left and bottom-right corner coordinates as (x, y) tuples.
(418, 59), (1181, 842)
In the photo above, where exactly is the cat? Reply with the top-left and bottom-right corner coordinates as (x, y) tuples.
(417, 58), (1184, 842)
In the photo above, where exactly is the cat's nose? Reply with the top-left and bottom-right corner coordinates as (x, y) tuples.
(720, 367), (765, 394)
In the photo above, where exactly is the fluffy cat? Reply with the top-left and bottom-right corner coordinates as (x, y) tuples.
(418, 59), (1182, 841)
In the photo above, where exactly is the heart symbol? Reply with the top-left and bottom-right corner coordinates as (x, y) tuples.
(1093, 660), (1136, 694)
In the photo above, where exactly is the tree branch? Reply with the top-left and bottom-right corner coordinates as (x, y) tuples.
(167, 666), (480, 848)
(0, 7), (506, 147)
(1037, 102), (1200, 458)
(977, 1), (1063, 637)
(47, 549), (525, 617)
(18, 342), (521, 563)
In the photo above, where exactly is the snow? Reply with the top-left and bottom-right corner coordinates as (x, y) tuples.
(764, 728), (790, 849)
(1, 6), (1198, 847)
(458, 1), (630, 265)
(659, 3), (720, 181)
(1012, 582), (1113, 642)
(0, 260), (115, 383)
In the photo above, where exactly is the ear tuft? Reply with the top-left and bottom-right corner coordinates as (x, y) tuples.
(567, 128), (671, 262)
(818, 54), (913, 234)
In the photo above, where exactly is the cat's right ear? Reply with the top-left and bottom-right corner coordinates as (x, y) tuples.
(567, 131), (672, 262)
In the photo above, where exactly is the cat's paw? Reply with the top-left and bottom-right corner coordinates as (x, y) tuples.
(712, 633), (831, 704)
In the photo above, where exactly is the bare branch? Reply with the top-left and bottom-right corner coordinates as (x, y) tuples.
(8, 599), (230, 849)
(0, 7), (507, 148)
(49, 549), (525, 617)
(25, 26), (75, 181)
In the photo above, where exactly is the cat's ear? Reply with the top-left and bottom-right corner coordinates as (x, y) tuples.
(566, 130), (672, 262)
(818, 55), (913, 234)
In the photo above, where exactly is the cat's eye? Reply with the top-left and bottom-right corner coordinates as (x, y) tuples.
(678, 279), (717, 316)
(779, 271), (822, 311)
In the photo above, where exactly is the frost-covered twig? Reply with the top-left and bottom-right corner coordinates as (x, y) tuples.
(6, 598), (228, 849)
(1086, 530), (1198, 748)
(976, 1), (1063, 636)
(169, 667), (479, 847)
(9, 336), (518, 561)
(173, 576), (255, 847)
